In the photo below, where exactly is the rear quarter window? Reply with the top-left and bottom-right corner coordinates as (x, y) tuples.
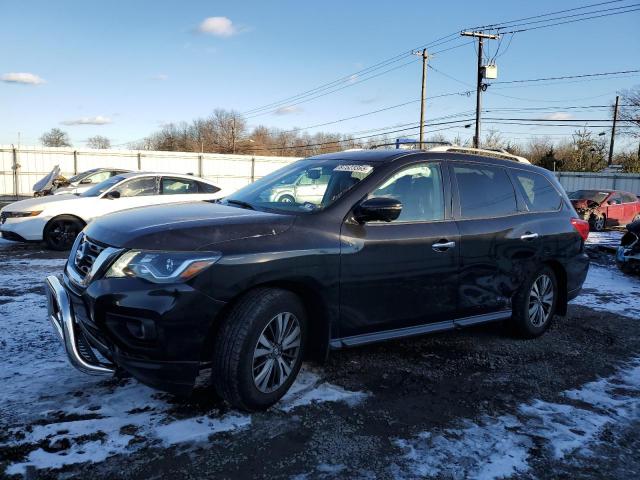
(513, 170), (562, 212)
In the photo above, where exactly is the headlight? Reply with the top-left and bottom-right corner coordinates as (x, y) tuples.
(105, 250), (221, 283)
(3, 211), (43, 218)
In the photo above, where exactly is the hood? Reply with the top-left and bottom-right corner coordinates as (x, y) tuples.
(84, 201), (295, 250)
(0, 194), (80, 212)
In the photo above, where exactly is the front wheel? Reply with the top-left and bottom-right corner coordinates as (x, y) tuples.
(212, 288), (306, 411)
(511, 266), (558, 338)
(43, 216), (84, 250)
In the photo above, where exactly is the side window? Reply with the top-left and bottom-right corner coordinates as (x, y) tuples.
(370, 163), (444, 222)
(513, 170), (562, 212)
(197, 181), (220, 194)
(622, 193), (637, 203)
(161, 177), (197, 195)
(454, 164), (517, 219)
(609, 193), (622, 205)
(118, 177), (157, 197)
(86, 171), (111, 184)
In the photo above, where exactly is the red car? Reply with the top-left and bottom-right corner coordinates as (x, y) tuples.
(569, 189), (640, 231)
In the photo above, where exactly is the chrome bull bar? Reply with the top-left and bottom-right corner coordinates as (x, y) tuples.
(45, 275), (115, 375)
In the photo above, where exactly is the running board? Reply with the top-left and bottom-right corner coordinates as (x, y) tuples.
(329, 311), (511, 349)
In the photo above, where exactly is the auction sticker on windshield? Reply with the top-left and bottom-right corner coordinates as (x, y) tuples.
(334, 165), (373, 173)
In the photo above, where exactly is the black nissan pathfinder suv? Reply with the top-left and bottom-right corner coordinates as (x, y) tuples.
(46, 148), (590, 411)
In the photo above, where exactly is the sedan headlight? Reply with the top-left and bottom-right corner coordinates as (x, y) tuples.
(3, 211), (43, 218)
(105, 250), (221, 283)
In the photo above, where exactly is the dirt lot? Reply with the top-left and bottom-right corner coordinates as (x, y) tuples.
(1, 231), (639, 479)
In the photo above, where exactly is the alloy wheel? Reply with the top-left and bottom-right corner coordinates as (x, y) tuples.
(528, 274), (554, 327)
(49, 221), (79, 249)
(594, 216), (605, 231)
(252, 312), (301, 393)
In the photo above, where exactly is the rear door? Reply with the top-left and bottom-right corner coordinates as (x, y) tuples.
(621, 192), (640, 223)
(339, 160), (459, 337)
(451, 162), (541, 318)
(605, 192), (625, 227)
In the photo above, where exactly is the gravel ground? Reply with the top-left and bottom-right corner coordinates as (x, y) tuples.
(0, 234), (639, 480)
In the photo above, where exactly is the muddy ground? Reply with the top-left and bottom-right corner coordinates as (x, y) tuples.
(1, 236), (639, 479)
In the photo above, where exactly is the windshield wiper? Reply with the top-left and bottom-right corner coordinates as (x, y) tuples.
(225, 199), (255, 210)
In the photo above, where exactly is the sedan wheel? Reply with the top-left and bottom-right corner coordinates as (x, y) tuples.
(528, 274), (554, 327)
(44, 217), (84, 250)
(593, 215), (605, 232)
(252, 312), (301, 393)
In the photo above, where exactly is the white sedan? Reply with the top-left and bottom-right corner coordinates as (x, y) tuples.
(0, 172), (223, 250)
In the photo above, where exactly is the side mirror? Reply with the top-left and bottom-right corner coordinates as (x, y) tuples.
(79, 178), (92, 185)
(354, 197), (402, 223)
(104, 190), (121, 199)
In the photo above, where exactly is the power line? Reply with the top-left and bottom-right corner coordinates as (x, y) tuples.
(467, 0), (627, 30)
(492, 69), (640, 84)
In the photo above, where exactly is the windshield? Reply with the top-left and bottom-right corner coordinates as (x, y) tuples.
(224, 159), (375, 212)
(80, 175), (124, 197)
(68, 169), (98, 183)
(569, 190), (609, 203)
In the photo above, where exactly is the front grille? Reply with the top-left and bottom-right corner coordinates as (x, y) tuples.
(73, 235), (107, 278)
(0, 212), (7, 224)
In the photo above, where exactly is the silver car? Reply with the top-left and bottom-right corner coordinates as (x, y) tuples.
(268, 167), (331, 205)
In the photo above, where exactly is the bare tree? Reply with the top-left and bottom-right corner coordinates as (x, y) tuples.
(86, 135), (111, 149)
(619, 86), (640, 138)
(40, 128), (71, 147)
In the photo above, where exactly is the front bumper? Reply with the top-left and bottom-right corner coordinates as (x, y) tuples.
(45, 275), (115, 374)
(0, 216), (47, 241)
(45, 269), (226, 394)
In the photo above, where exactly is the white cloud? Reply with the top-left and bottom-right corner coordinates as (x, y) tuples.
(1, 72), (46, 85)
(151, 74), (168, 81)
(61, 116), (112, 126)
(274, 106), (303, 115)
(543, 112), (573, 121)
(197, 16), (239, 37)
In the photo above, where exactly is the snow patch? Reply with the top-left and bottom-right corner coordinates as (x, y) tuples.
(585, 230), (623, 247)
(573, 264), (640, 318)
(394, 359), (640, 479)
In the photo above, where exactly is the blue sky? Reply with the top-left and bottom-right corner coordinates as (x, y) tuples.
(1, 0), (639, 150)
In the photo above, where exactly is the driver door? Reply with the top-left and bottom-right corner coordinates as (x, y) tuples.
(338, 161), (459, 338)
(93, 176), (159, 218)
(605, 192), (625, 227)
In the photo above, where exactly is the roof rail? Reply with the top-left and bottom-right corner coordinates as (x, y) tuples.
(428, 145), (531, 164)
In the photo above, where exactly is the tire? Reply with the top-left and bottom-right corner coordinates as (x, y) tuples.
(511, 266), (558, 338)
(43, 215), (85, 251)
(278, 194), (295, 203)
(633, 214), (640, 223)
(591, 214), (606, 232)
(212, 288), (307, 411)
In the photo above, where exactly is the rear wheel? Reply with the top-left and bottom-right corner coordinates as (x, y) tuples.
(43, 216), (84, 250)
(633, 214), (640, 223)
(212, 288), (306, 411)
(511, 266), (558, 338)
(591, 214), (606, 232)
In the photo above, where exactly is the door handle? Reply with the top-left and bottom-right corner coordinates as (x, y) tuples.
(432, 241), (455, 252)
(520, 232), (539, 241)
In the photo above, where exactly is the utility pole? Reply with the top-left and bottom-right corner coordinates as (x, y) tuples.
(608, 95), (620, 166)
(461, 31), (499, 148)
(413, 48), (429, 149)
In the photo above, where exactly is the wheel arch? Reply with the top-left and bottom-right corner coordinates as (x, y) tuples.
(44, 213), (87, 232)
(200, 279), (332, 364)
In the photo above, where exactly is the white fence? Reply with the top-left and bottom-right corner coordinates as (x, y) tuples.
(0, 145), (301, 198)
(554, 171), (640, 195)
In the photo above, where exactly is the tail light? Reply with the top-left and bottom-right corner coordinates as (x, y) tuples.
(571, 217), (589, 241)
